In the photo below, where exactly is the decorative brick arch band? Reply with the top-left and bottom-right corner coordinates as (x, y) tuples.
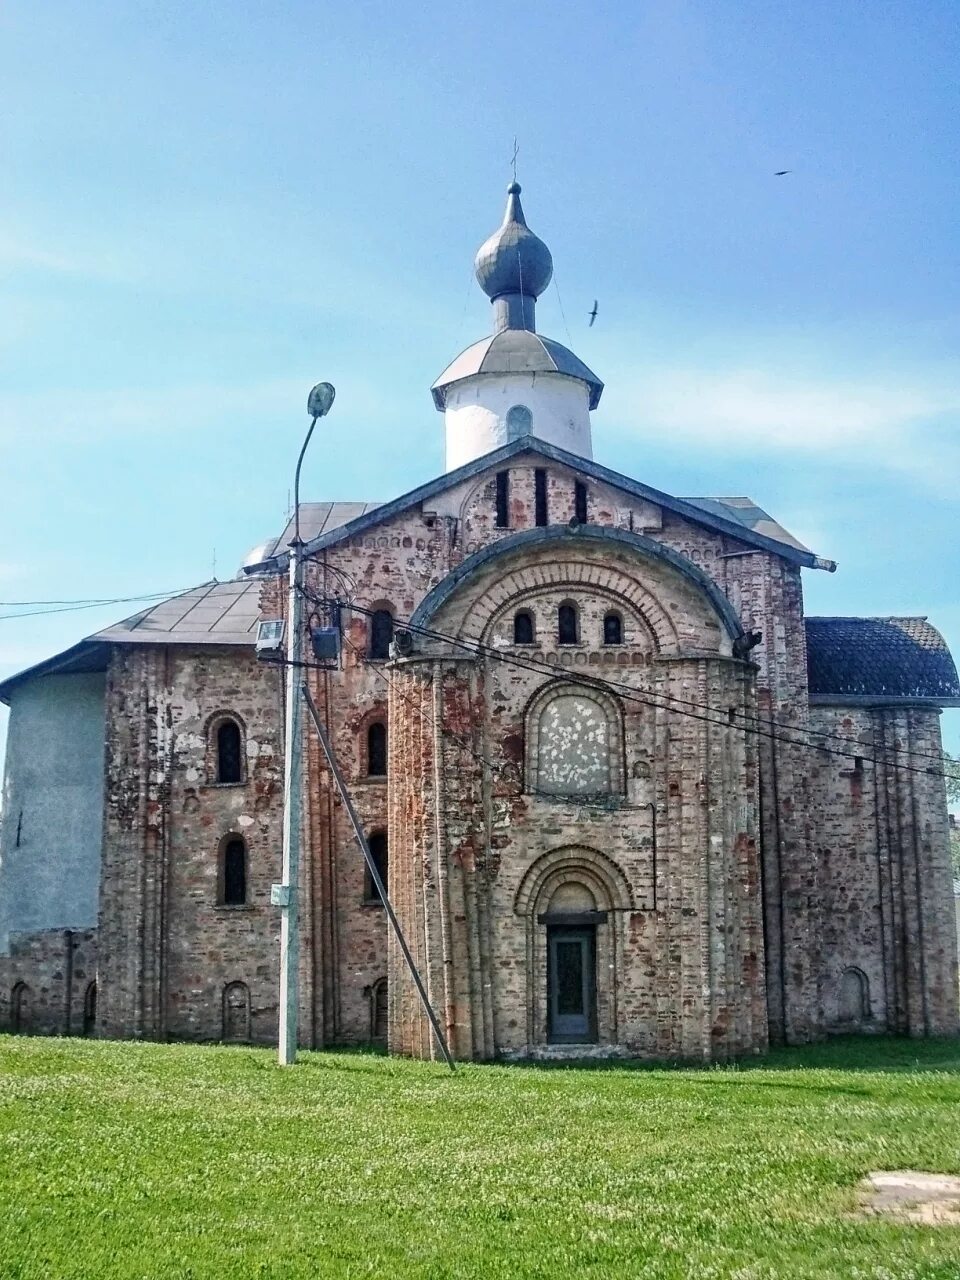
(488, 581), (660, 650)
(409, 524), (743, 649)
(514, 845), (636, 918)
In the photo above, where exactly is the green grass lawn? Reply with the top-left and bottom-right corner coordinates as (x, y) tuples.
(1, 1037), (959, 1279)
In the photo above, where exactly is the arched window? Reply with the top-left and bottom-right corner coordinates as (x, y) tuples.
(558, 603), (578, 646)
(216, 719), (243, 784)
(10, 982), (28, 1034)
(365, 831), (388, 904)
(514, 610), (535, 645)
(367, 721), (387, 777)
(83, 982), (97, 1037)
(371, 977), (388, 1044)
(369, 608), (394, 660)
(222, 981), (251, 1042)
(222, 838), (247, 906)
(526, 684), (625, 798)
(506, 404), (532, 441)
(603, 612), (623, 646)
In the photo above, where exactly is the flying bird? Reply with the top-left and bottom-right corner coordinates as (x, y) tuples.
(588, 300), (598, 327)
(774, 170), (791, 176)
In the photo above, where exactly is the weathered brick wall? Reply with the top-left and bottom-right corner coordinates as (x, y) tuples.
(98, 646), (285, 1044)
(386, 536), (767, 1061)
(0, 928), (97, 1036)
(77, 447), (954, 1058)
(719, 551), (818, 1044)
(809, 704), (959, 1037)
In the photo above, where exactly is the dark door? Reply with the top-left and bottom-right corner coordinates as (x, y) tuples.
(547, 927), (597, 1043)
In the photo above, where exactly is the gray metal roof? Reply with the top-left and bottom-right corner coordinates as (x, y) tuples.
(242, 503), (383, 569)
(432, 331), (604, 410)
(0, 580), (263, 704)
(95, 579), (261, 647)
(806, 616), (960, 706)
(682, 496), (813, 554)
(246, 437), (832, 574)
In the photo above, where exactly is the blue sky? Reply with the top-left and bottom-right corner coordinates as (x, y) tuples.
(1, 0), (958, 772)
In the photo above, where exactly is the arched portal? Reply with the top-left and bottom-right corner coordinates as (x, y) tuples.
(515, 847), (634, 1051)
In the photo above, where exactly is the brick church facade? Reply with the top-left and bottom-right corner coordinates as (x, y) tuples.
(2, 184), (958, 1059)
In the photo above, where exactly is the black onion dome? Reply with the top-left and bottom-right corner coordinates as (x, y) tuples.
(474, 183), (554, 300)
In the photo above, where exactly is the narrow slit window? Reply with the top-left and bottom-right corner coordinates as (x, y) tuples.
(367, 721), (387, 777)
(495, 471), (509, 528)
(216, 720), (243, 784)
(222, 838), (247, 906)
(514, 610), (534, 645)
(369, 609), (394, 660)
(558, 603), (578, 646)
(602, 612), (622, 645)
(574, 480), (588, 525)
(534, 469), (548, 527)
(366, 831), (388, 904)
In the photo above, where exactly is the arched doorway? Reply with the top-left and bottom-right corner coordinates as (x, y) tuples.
(515, 848), (634, 1051)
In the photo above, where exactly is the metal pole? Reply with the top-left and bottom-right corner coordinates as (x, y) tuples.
(301, 683), (456, 1071)
(278, 537), (304, 1065)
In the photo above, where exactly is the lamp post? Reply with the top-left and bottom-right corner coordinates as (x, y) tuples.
(278, 381), (335, 1066)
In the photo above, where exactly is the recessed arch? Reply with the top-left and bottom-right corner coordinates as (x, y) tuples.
(10, 982), (29, 1034)
(409, 524), (743, 651)
(205, 710), (247, 785)
(222, 981), (251, 1042)
(514, 845), (636, 918)
(524, 680), (626, 798)
(367, 601), (395, 660)
(837, 966), (870, 1027)
(506, 404), (533, 440)
(219, 834), (248, 906)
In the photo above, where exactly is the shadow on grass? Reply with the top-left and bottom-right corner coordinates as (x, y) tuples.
(435, 1034), (960, 1077)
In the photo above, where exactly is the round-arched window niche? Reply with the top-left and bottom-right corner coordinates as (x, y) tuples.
(506, 404), (533, 440)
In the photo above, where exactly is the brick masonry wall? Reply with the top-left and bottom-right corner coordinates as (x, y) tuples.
(0, 928), (97, 1036)
(98, 645), (285, 1044)
(809, 704), (959, 1037)
(386, 537), (767, 1061)
(48, 448), (954, 1055)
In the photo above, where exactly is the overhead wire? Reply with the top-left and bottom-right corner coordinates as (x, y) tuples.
(318, 595), (960, 787)
(0, 587), (209, 621)
(338, 630), (522, 789)
(323, 594), (955, 770)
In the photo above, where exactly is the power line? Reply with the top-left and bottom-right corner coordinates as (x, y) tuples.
(339, 631), (521, 788)
(325, 596), (960, 787)
(0, 588), (205, 621)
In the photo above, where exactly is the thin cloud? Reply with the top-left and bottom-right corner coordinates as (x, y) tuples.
(603, 366), (960, 485)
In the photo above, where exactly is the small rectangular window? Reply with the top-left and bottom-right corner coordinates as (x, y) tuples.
(534, 469), (548, 527)
(495, 471), (509, 528)
(574, 480), (588, 524)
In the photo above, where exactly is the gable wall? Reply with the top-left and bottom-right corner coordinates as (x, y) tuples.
(284, 454), (795, 1055)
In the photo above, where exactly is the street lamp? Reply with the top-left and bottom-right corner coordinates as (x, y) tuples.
(277, 381), (335, 1066)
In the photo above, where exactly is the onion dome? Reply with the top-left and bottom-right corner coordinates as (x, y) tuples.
(474, 183), (553, 330)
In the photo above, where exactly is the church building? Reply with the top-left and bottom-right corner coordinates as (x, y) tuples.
(2, 183), (958, 1059)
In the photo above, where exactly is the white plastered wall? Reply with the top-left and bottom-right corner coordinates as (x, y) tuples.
(444, 372), (592, 471)
(0, 673), (105, 953)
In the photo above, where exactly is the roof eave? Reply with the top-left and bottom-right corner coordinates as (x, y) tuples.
(0, 640), (110, 705)
(810, 694), (960, 709)
(244, 436), (829, 574)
